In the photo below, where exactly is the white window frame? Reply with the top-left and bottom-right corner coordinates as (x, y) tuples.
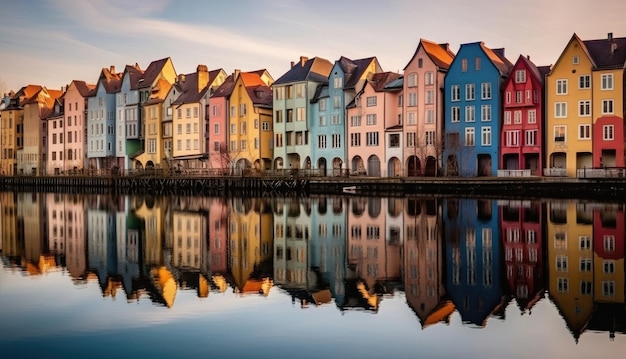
(555, 102), (567, 118)
(556, 79), (568, 95)
(602, 99), (614, 114)
(578, 100), (591, 116)
(601, 74), (614, 90)
(603, 125), (614, 140)
(578, 124), (591, 140)
(465, 84), (475, 101)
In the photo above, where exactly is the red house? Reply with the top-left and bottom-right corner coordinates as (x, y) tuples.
(500, 55), (550, 175)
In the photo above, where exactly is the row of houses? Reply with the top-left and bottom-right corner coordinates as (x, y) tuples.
(0, 32), (624, 178)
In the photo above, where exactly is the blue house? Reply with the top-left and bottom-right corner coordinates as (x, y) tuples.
(310, 57), (381, 175)
(443, 198), (501, 326)
(87, 66), (121, 171)
(443, 43), (512, 176)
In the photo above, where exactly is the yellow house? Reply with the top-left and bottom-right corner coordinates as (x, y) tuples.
(135, 79), (172, 170)
(546, 201), (594, 341)
(546, 33), (626, 177)
(228, 71), (274, 173)
(0, 85), (42, 175)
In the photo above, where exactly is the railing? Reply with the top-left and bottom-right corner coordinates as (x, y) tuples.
(497, 169), (531, 177)
(543, 168), (567, 177)
(577, 167), (626, 178)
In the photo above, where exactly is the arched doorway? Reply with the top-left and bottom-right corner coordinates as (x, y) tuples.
(388, 157), (401, 177)
(351, 156), (365, 175)
(135, 161), (144, 170)
(274, 157), (284, 170)
(477, 154), (492, 176)
(367, 155), (381, 177)
(318, 158), (327, 176)
(425, 156), (437, 176)
(332, 157), (343, 176)
(446, 155), (459, 176)
(406, 156), (421, 177)
(146, 161), (155, 171)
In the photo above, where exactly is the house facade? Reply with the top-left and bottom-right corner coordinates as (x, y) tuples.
(208, 74), (235, 172)
(134, 79), (172, 171)
(500, 55), (549, 175)
(443, 43), (512, 176)
(403, 39), (455, 176)
(63, 80), (95, 172)
(115, 64), (143, 170)
(272, 56), (332, 171)
(87, 66), (121, 171)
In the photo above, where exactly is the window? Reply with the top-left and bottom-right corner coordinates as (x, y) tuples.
(516, 91), (522, 103)
(579, 258), (592, 272)
(525, 130), (537, 146)
(602, 99), (614, 114)
(407, 73), (417, 87)
(481, 127), (491, 146)
(186, 108), (191, 118)
(514, 110), (522, 124)
(318, 135), (327, 149)
(426, 131), (435, 146)
(366, 132), (379, 146)
(425, 72), (434, 85)
(481, 105), (491, 121)
(504, 111), (511, 125)
(425, 110), (434, 124)
(604, 235), (615, 252)
(579, 75), (590, 89)
(557, 278), (568, 293)
(465, 84), (475, 101)
(465, 127), (475, 146)
(603, 125), (614, 140)
(366, 96), (377, 107)
(230, 106), (236, 117)
(331, 115), (340, 125)
(333, 77), (342, 88)
(389, 134), (400, 148)
(506, 91), (511, 104)
(474, 57), (480, 70)
(425, 90), (434, 104)
(451, 107), (460, 123)
(465, 106), (475, 122)
(451, 85), (460, 101)
(351, 133), (361, 146)
(408, 92), (417, 106)
(296, 107), (305, 122)
(578, 100), (591, 116)
(556, 79), (568, 94)
(240, 140), (246, 150)
(418, 59), (423, 68)
(515, 70), (526, 83)
(295, 83), (305, 98)
(349, 115), (360, 127)
(601, 74), (614, 90)
(262, 122), (270, 131)
(481, 83), (491, 99)
(230, 123), (236, 134)
(461, 58), (468, 72)
(286, 85), (293, 99)
(603, 281), (615, 297)
(554, 125), (566, 142)
(578, 124), (591, 139)
(193, 107), (199, 118)
(555, 102), (567, 118)
(528, 109), (536, 124)
(318, 98), (327, 111)
(332, 134), (341, 148)
(506, 130), (519, 146)
(365, 113), (376, 126)
(287, 109), (293, 122)
(604, 260), (615, 274)
(275, 110), (283, 123)
(275, 87), (284, 100)
(556, 256), (568, 271)
(572, 56), (579, 65)
(406, 132), (416, 147)
(240, 122), (246, 134)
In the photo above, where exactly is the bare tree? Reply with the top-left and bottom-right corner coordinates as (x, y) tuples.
(0, 76), (7, 97)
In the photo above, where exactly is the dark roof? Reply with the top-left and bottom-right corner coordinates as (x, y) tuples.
(274, 56), (333, 85)
(368, 72), (402, 92)
(584, 36), (626, 69)
(240, 73), (273, 108)
(124, 64), (144, 90)
(338, 56), (379, 89)
(69, 80), (96, 97)
(211, 74), (235, 98)
(537, 65), (551, 78)
(383, 76), (404, 91)
(480, 44), (513, 75)
(171, 72), (207, 105)
(517, 55), (545, 85)
(98, 67), (123, 94)
(138, 58), (170, 89)
(310, 83), (329, 103)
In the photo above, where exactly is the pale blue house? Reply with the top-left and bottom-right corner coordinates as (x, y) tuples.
(443, 43), (512, 176)
(87, 66), (121, 171)
(115, 64), (143, 170)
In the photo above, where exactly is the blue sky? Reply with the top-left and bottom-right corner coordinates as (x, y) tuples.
(0, 0), (624, 93)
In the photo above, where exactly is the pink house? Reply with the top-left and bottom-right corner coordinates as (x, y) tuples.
(207, 73), (235, 171)
(346, 72), (401, 176)
(63, 80), (95, 172)
(403, 39), (454, 176)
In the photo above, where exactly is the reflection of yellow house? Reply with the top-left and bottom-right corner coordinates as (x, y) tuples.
(0, 192), (19, 257)
(151, 266), (177, 308)
(172, 210), (206, 269)
(228, 71), (274, 172)
(133, 196), (167, 266)
(135, 79), (172, 170)
(229, 198), (274, 295)
(547, 201), (594, 341)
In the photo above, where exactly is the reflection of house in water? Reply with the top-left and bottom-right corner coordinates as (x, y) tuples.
(499, 200), (544, 314)
(546, 201), (594, 342)
(20, 192), (56, 275)
(1, 192), (22, 261)
(444, 198), (502, 327)
(87, 195), (121, 297)
(171, 205), (209, 298)
(229, 197), (273, 296)
(47, 193), (88, 282)
(404, 198), (452, 329)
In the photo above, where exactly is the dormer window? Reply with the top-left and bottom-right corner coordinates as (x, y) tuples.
(572, 56), (579, 65)
(515, 70), (526, 83)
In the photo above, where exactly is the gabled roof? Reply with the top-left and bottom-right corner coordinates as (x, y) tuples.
(68, 80), (96, 97)
(274, 56), (333, 85)
(368, 72), (402, 92)
(515, 55), (546, 85)
(123, 64), (144, 90)
(480, 44), (514, 75)
(97, 66), (123, 94)
(143, 78), (173, 106)
(138, 57), (170, 89)
(404, 38), (455, 71)
(171, 72), (206, 105)
(9, 85), (43, 108)
(23, 87), (62, 118)
(337, 56), (380, 89)
(240, 72), (273, 108)
(211, 74), (236, 99)
(584, 34), (626, 70)
(383, 76), (404, 91)
(549, 33), (595, 74)
(310, 83), (329, 103)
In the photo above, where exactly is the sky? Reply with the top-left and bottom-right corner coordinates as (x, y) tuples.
(0, 0), (625, 93)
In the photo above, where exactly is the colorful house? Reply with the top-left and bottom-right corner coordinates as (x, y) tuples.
(347, 72), (401, 177)
(500, 55), (550, 176)
(403, 39), (455, 176)
(272, 56), (333, 171)
(134, 79), (172, 171)
(46, 96), (65, 174)
(115, 64), (144, 170)
(170, 65), (226, 171)
(546, 33), (626, 177)
(226, 70), (273, 173)
(62, 80), (95, 172)
(0, 85), (42, 175)
(208, 73), (235, 172)
(18, 86), (61, 175)
(310, 57), (381, 175)
(593, 204), (624, 304)
(443, 43), (512, 176)
(87, 66), (122, 171)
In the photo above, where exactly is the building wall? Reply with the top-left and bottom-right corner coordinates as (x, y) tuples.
(64, 83), (88, 171)
(208, 96), (229, 171)
(19, 101), (44, 175)
(592, 68), (625, 168)
(47, 115), (65, 174)
(0, 108), (19, 175)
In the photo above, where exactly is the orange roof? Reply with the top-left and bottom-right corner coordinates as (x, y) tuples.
(421, 38), (455, 69)
(423, 301), (455, 329)
(239, 72), (266, 87)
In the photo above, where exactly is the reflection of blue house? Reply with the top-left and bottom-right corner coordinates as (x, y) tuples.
(87, 208), (117, 293)
(310, 197), (347, 305)
(310, 57), (381, 175)
(443, 198), (501, 326)
(443, 43), (512, 176)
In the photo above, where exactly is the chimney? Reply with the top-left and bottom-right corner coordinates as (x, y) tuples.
(233, 69), (240, 79)
(197, 64), (209, 92)
(439, 43), (450, 52)
(290, 61), (295, 68)
(300, 56), (309, 67)
(527, 55), (530, 60)
(493, 48), (506, 58)
(608, 32), (613, 41)
(109, 65), (115, 74)
(178, 74), (186, 83)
